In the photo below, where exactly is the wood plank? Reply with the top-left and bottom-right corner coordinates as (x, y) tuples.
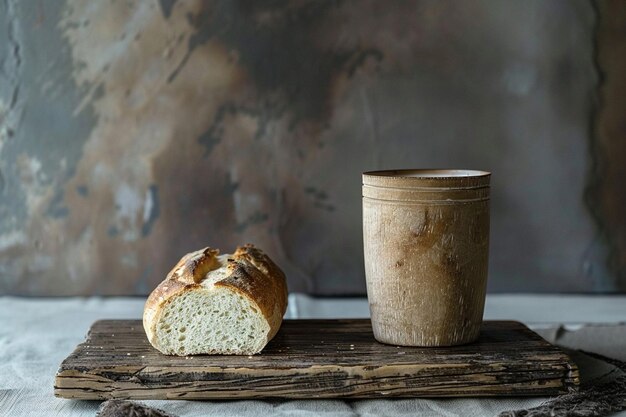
(54, 320), (579, 400)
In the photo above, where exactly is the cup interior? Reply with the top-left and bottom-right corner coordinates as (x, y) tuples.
(364, 169), (490, 178)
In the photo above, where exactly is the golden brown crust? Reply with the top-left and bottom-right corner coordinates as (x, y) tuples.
(143, 247), (219, 345)
(167, 247), (220, 284)
(216, 244), (289, 343)
(143, 244), (288, 351)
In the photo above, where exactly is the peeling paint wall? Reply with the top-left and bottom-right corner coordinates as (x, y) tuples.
(0, 0), (617, 295)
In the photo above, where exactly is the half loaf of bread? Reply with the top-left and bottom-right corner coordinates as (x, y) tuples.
(143, 244), (288, 355)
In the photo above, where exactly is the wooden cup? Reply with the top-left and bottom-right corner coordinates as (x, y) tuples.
(363, 169), (491, 346)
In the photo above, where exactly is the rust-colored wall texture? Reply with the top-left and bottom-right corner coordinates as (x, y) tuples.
(0, 0), (621, 295)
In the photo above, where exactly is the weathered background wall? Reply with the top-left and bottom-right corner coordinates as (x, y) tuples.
(0, 0), (623, 296)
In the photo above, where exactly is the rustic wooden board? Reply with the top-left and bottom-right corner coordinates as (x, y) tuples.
(55, 319), (579, 400)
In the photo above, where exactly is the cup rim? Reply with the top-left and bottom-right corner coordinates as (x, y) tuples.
(363, 169), (491, 179)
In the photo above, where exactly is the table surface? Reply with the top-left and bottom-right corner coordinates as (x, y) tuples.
(1, 293), (625, 417)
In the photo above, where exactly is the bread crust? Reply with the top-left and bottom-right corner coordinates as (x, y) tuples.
(143, 245), (288, 353)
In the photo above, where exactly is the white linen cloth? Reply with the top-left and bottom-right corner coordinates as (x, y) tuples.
(1, 294), (625, 417)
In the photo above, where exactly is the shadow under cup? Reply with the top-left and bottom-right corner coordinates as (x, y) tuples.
(362, 169), (491, 346)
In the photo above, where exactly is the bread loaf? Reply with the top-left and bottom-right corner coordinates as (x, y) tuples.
(143, 244), (288, 355)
